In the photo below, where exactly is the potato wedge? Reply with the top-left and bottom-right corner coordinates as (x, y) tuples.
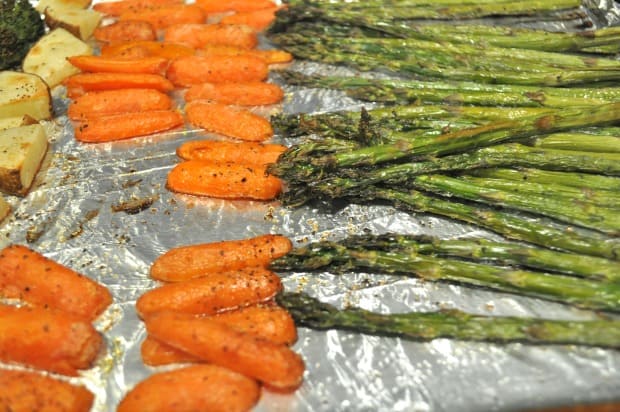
(23, 28), (93, 89)
(0, 71), (52, 121)
(0, 124), (49, 196)
(0, 115), (38, 132)
(0, 195), (9, 223)
(36, 0), (92, 13)
(45, 7), (103, 41)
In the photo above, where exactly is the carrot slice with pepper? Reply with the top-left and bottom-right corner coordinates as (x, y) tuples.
(145, 310), (305, 391)
(167, 55), (268, 86)
(185, 101), (273, 141)
(164, 23), (258, 49)
(68, 55), (169, 75)
(197, 44), (293, 64)
(184, 81), (284, 106)
(100, 40), (195, 59)
(195, 0), (276, 13)
(68, 88), (173, 120)
(0, 369), (95, 412)
(0, 304), (102, 376)
(93, 0), (183, 17)
(136, 267), (282, 317)
(220, 6), (281, 32)
(74, 110), (184, 143)
(119, 4), (206, 30)
(150, 234), (292, 282)
(0, 245), (112, 321)
(63, 73), (174, 98)
(177, 140), (286, 165)
(117, 365), (261, 412)
(94, 20), (157, 44)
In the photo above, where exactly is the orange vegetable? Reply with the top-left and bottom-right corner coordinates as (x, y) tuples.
(68, 55), (169, 75)
(198, 44), (293, 64)
(185, 101), (273, 141)
(195, 0), (276, 13)
(164, 23), (257, 50)
(68, 88), (173, 120)
(117, 365), (260, 412)
(93, 0), (183, 17)
(177, 140), (286, 165)
(141, 335), (199, 366)
(167, 55), (268, 86)
(0, 304), (102, 376)
(220, 6), (281, 31)
(145, 310), (305, 391)
(0, 369), (94, 412)
(150, 234), (292, 282)
(119, 4), (206, 30)
(74, 110), (184, 143)
(100, 40), (195, 60)
(0, 245), (112, 321)
(94, 20), (157, 44)
(136, 267), (282, 317)
(184, 81), (284, 106)
(63, 73), (174, 98)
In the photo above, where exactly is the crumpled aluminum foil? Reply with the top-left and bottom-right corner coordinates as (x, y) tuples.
(1, 1), (619, 411)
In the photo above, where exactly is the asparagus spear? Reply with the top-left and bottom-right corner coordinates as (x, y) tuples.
(276, 292), (620, 349)
(531, 133), (620, 153)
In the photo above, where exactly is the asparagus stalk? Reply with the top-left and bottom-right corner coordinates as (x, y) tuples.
(531, 133), (620, 153)
(276, 292), (620, 349)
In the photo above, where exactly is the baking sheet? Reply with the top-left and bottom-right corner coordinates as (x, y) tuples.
(2, 1), (620, 410)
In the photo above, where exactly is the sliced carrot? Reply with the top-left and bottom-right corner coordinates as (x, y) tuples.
(145, 310), (305, 391)
(94, 20), (157, 44)
(184, 81), (284, 106)
(68, 55), (169, 75)
(141, 335), (199, 366)
(100, 40), (195, 60)
(0, 245), (112, 321)
(164, 23), (257, 50)
(185, 101), (273, 141)
(68, 88), (173, 120)
(177, 140), (286, 165)
(117, 364), (261, 412)
(93, 0), (183, 17)
(220, 6), (281, 32)
(198, 44), (294, 64)
(63, 73), (174, 98)
(167, 55), (268, 86)
(136, 267), (282, 317)
(0, 304), (102, 376)
(195, 0), (276, 13)
(150, 234), (292, 282)
(0, 369), (94, 412)
(74, 110), (184, 143)
(119, 4), (206, 31)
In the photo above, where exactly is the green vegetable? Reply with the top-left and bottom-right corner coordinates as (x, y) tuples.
(0, 0), (45, 70)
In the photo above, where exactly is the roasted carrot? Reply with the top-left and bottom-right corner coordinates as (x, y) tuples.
(197, 44), (294, 64)
(68, 55), (169, 75)
(177, 140), (286, 165)
(100, 40), (195, 60)
(68, 88), (173, 120)
(63, 73), (174, 98)
(94, 20), (157, 44)
(119, 4), (206, 31)
(0, 369), (94, 412)
(141, 335), (199, 366)
(0, 245), (112, 321)
(167, 55), (268, 86)
(150, 234), (292, 282)
(164, 23), (257, 50)
(220, 6), (281, 32)
(195, 0), (276, 13)
(0, 304), (102, 376)
(117, 364), (260, 412)
(145, 310), (305, 391)
(136, 267), (282, 317)
(74, 110), (184, 143)
(93, 0), (183, 17)
(185, 101), (273, 141)
(184, 81), (284, 106)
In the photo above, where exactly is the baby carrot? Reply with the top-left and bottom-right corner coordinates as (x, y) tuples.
(0, 369), (94, 412)
(185, 101), (273, 141)
(63, 73), (174, 98)
(68, 88), (173, 120)
(93, 0), (183, 17)
(145, 310), (305, 391)
(0, 304), (102, 376)
(94, 20), (157, 44)
(141, 335), (199, 366)
(0, 245), (112, 321)
(195, 0), (276, 13)
(74, 110), (184, 143)
(220, 7), (281, 32)
(136, 267), (282, 317)
(100, 40), (195, 60)
(166, 55), (268, 86)
(119, 4), (206, 31)
(67, 55), (169, 75)
(164, 23), (257, 50)
(117, 364), (260, 412)
(184, 81), (284, 106)
(197, 44), (294, 64)
(167, 160), (283, 200)
(176, 140), (286, 165)
(150, 234), (292, 282)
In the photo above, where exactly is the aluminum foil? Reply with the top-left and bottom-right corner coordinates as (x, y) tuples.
(2, 1), (620, 411)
